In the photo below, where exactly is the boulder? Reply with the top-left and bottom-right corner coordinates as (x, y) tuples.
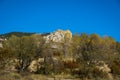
(28, 58), (44, 72)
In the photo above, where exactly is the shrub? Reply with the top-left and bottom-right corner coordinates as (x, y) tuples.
(111, 61), (120, 75)
(93, 66), (108, 78)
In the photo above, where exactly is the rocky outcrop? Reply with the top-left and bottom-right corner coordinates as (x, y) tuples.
(44, 29), (72, 43)
(28, 58), (44, 72)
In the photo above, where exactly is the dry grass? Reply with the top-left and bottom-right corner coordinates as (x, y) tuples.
(0, 71), (119, 80)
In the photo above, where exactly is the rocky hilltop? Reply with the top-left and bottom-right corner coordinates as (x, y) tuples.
(44, 29), (72, 43)
(0, 30), (72, 48)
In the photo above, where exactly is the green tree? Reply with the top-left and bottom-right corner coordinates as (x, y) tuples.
(72, 33), (81, 58)
(101, 36), (116, 62)
(0, 47), (13, 69)
(5, 35), (37, 71)
(41, 41), (54, 75)
(87, 34), (103, 61)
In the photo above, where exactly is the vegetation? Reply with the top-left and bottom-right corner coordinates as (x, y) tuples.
(0, 32), (120, 80)
(0, 32), (35, 39)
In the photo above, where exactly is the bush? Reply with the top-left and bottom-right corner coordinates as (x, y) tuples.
(111, 61), (120, 75)
(93, 66), (109, 79)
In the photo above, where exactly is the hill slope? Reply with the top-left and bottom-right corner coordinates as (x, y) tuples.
(0, 32), (35, 38)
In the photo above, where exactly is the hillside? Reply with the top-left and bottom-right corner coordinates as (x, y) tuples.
(0, 30), (120, 80)
(0, 32), (35, 38)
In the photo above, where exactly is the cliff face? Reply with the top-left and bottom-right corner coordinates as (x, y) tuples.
(44, 29), (72, 43)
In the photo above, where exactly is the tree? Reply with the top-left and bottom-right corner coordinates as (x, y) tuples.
(60, 32), (72, 58)
(87, 34), (103, 61)
(4, 35), (37, 71)
(72, 34), (80, 58)
(116, 42), (120, 53)
(41, 41), (54, 75)
(0, 47), (13, 69)
(79, 33), (90, 61)
(100, 36), (116, 62)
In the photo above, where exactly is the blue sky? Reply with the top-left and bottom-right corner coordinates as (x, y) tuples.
(0, 0), (120, 41)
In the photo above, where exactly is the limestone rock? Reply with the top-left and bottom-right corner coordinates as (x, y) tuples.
(28, 58), (44, 72)
(44, 29), (72, 43)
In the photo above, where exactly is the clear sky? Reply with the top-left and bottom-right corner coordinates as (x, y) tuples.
(0, 0), (120, 41)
